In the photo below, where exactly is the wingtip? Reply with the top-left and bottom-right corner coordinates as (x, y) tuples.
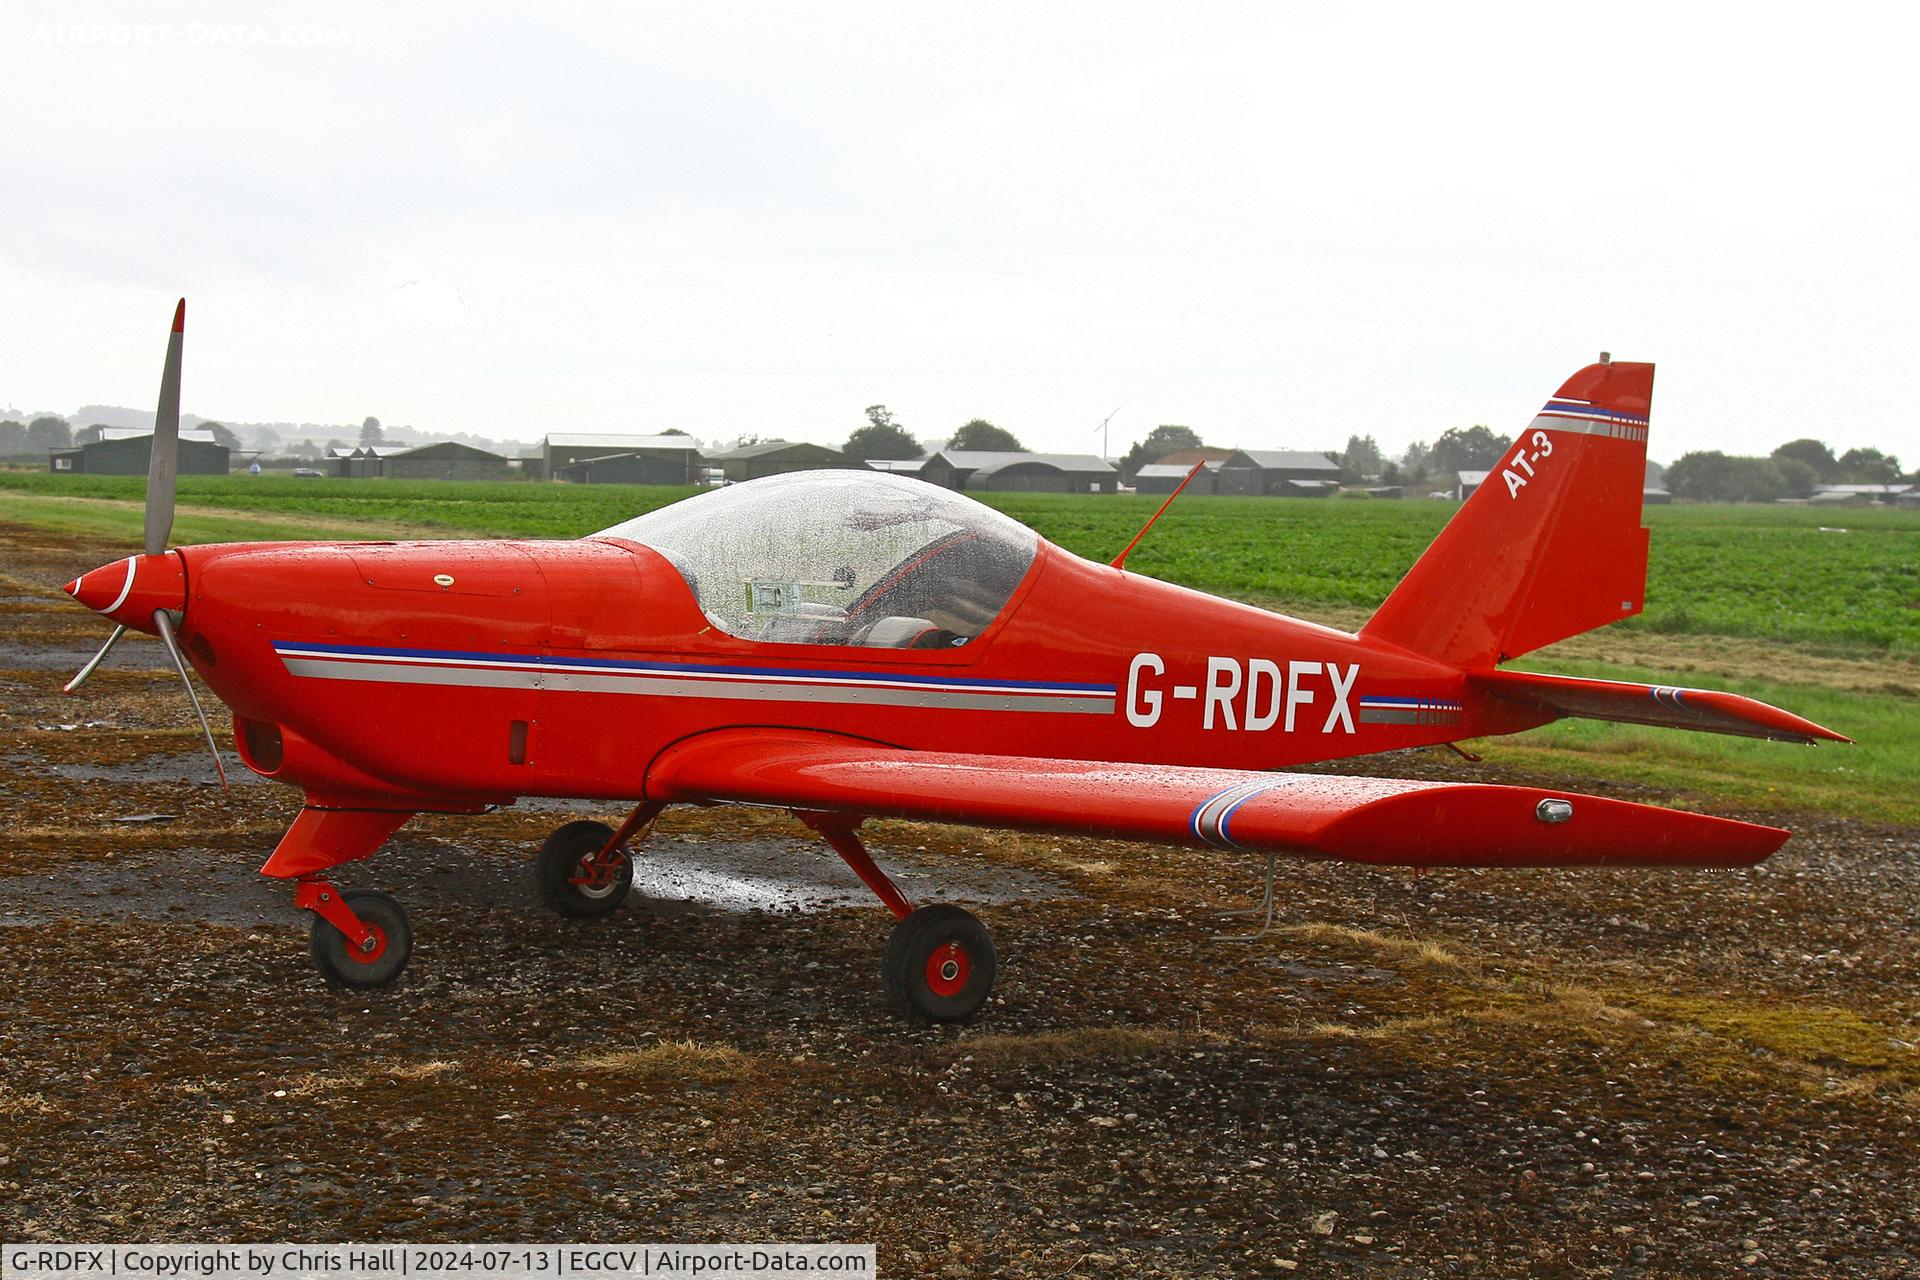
(172, 298), (185, 333)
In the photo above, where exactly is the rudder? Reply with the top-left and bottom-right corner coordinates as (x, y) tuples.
(1362, 360), (1654, 668)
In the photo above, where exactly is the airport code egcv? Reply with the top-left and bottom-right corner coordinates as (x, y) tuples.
(2, 1247), (875, 1280)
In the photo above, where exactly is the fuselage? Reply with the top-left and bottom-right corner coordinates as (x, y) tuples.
(168, 535), (1547, 811)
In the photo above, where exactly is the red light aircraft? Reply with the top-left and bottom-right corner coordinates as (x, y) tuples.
(62, 302), (1845, 1020)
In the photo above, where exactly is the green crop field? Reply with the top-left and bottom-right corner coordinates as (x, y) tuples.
(5, 471), (1915, 655)
(4, 471), (1914, 821)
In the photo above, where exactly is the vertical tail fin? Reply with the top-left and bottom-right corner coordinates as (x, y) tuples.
(1361, 359), (1654, 668)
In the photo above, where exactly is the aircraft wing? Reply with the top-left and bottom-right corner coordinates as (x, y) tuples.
(645, 728), (1786, 868)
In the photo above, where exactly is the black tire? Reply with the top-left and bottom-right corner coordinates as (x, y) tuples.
(881, 904), (996, 1022)
(309, 889), (412, 989)
(535, 820), (634, 918)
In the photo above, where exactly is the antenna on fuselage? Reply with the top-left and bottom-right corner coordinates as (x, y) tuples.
(1110, 460), (1209, 572)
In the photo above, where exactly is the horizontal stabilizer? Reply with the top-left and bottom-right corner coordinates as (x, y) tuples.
(646, 729), (1787, 869)
(1474, 669), (1849, 745)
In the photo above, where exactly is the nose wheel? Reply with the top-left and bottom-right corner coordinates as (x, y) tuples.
(535, 819), (636, 918)
(305, 886), (412, 988)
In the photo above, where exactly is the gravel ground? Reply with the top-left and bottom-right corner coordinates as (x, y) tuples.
(2, 523), (1917, 1278)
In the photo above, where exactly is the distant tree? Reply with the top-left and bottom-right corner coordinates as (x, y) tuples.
(1837, 446), (1902, 483)
(325, 438), (349, 453)
(660, 428), (690, 436)
(202, 421), (242, 451)
(254, 426), (283, 453)
(948, 418), (1024, 452)
(75, 423), (108, 446)
(731, 434), (765, 449)
(27, 416), (71, 450)
(1117, 425), (1203, 479)
(1771, 438), (1838, 479)
(359, 416), (384, 446)
(1335, 433), (1384, 483)
(1426, 425), (1505, 474)
(1379, 460), (1404, 486)
(1399, 440), (1431, 482)
(1644, 459), (1666, 488)
(1773, 456), (1818, 499)
(1666, 451), (1788, 503)
(0, 421), (25, 454)
(845, 420), (922, 460)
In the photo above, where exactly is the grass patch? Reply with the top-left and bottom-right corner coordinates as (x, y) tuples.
(571, 1040), (753, 1082)
(388, 1059), (460, 1081)
(0, 1082), (57, 1116)
(1631, 994), (1920, 1079)
(1296, 977), (1920, 1102)
(1483, 657), (1920, 824)
(1277, 922), (1474, 971)
(1305, 1013), (1456, 1042)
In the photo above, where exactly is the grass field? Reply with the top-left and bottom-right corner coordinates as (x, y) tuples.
(4, 470), (1914, 820)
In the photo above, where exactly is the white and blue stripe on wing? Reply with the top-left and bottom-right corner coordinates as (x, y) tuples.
(1188, 776), (1308, 851)
(273, 641), (1118, 715)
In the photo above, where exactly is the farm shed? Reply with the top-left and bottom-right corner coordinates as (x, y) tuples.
(1133, 462), (1218, 495)
(709, 440), (870, 483)
(555, 451), (701, 485)
(49, 427), (227, 476)
(1213, 449), (1341, 497)
(543, 433), (705, 483)
(1455, 470), (1489, 500)
(329, 444), (400, 478)
(921, 450), (1117, 494)
(1813, 483), (1914, 505)
(383, 441), (510, 481)
(863, 457), (934, 478)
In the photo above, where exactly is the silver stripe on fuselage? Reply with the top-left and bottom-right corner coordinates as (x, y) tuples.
(281, 656), (1117, 715)
(1358, 702), (1463, 726)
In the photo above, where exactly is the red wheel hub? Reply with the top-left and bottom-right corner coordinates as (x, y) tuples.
(346, 923), (389, 965)
(924, 941), (972, 997)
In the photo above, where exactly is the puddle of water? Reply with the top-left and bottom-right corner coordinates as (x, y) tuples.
(19, 754), (262, 785)
(0, 831), (1069, 929)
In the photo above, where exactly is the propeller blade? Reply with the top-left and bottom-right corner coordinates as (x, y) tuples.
(152, 607), (230, 797)
(63, 624), (128, 694)
(145, 299), (185, 557)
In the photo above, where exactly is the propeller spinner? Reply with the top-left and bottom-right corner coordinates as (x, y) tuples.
(60, 298), (229, 794)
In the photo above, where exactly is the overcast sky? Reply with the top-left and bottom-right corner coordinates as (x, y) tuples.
(4, 1), (1916, 462)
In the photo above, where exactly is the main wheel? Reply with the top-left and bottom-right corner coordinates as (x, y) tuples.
(535, 820), (634, 918)
(309, 889), (412, 989)
(881, 904), (996, 1022)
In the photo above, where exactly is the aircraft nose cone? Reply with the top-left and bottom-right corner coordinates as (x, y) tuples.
(68, 553), (188, 628)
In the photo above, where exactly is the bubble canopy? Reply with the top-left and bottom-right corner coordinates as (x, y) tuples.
(595, 470), (1040, 649)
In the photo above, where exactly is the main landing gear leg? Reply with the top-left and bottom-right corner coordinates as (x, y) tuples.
(800, 813), (997, 1023)
(261, 805), (416, 988)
